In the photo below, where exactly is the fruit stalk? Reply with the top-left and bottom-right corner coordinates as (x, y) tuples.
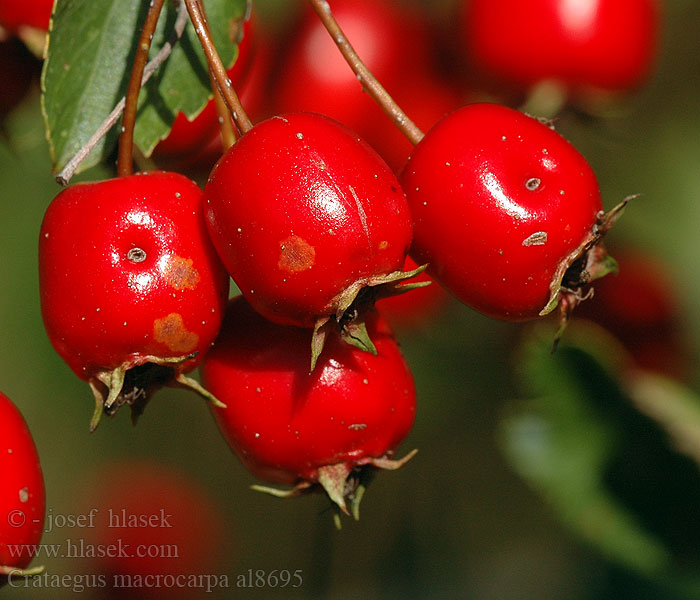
(184, 0), (252, 134)
(209, 69), (237, 149)
(208, 1), (252, 149)
(117, 0), (167, 177)
(306, 0), (423, 145)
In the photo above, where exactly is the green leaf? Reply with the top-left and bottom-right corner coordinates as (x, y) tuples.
(42, 0), (144, 173)
(134, 0), (247, 157)
(42, 0), (246, 175)
(500, 321), (700, 592)
(623, 371), (700, 468)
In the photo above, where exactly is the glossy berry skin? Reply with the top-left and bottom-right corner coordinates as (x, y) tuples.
(202, 297), (416, 488)
(401, 103), (604, 321)
(0, 0), (53, 31)
(204, 112), (412, 328)
(461, 0), (660, 94)
(0, 392), (45, 583)
(84, 460), (227, 598)
(39, 172), (229, 418)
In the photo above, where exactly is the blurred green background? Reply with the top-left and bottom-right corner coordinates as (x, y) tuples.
(1, 0), (700, 598)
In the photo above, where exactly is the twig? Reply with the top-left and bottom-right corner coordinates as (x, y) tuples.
(185, 0), (253, 135)
(210, 70), (237, 149)
(56, 0), (189, 186)
(306, 0), (424, 145)
(209, 1), (253, 150)
(117, 0), (167, 177)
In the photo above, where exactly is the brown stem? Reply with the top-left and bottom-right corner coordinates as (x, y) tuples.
(209, 68), (237, 149)
(117, 0), (167, 177)
(56, 0), (189, 186)
(211, 4), (251, 149)
(307, 0), (424, 145)
(185, 0), (253, 135)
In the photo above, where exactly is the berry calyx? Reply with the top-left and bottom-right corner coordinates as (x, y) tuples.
(575, 248), (693, 380)
(377, 256), (450, 327)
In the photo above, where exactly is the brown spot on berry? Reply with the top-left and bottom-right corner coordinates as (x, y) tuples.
(278, 235), (315, 273)
(153, 313), (199, 353)
(164, 256), (199, 290)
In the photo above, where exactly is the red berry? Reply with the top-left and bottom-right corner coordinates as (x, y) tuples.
(401, 103), (620, 323)
(0, 0), (53, 31)
(203, 112), (414, 364)
(201, 297), (416, 517)
(38, 171), (230, 428)
(461, 0), (660, 94)
(83, 460), (228, 598)
(0, 392), (45, 584)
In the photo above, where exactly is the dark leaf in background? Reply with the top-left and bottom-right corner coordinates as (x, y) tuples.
(501, 321), (700, 596)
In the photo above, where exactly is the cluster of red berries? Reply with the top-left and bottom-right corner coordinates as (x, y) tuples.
(36, 9), (623, 515)
(1, 0), (663, 580)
